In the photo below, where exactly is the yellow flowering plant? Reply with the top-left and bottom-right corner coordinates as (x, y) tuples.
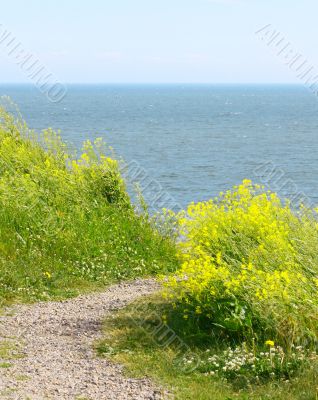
(0, 106), (178, 303)
(162, 180), (318, 345)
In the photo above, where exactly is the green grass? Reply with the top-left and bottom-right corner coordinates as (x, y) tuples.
(0, 340), (17, 359)
(0, 107), (178, 306)
(0, 362), (12, 368)
(3, 104), (318, 398)
(97, 297), (318, 400)
(0, 339), (23, 369)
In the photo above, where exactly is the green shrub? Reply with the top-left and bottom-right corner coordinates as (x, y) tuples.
(162, 180), (318, 347)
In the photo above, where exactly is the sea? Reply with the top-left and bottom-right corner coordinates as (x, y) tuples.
(1, 84), (318, 211)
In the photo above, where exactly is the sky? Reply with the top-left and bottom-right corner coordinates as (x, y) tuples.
(0, 0), (317, 84)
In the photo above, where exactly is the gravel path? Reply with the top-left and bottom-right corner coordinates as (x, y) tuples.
(0, 279), (165, 400)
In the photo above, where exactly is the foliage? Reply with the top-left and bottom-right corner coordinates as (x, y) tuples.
(162, 180), (318, 346)
(0, 108), (177, 304)
(188, 343), (318, 384)
(98, 298), (318, 400)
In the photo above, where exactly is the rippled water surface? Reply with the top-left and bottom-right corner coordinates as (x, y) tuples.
(1, 84), (318, 208)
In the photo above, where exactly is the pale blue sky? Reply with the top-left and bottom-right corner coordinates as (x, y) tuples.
(0, 0), (317, 83)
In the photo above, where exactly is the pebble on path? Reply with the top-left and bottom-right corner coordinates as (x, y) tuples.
(0, 279), (167, 400)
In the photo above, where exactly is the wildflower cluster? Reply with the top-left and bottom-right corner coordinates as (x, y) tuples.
(163, 180), (318, 344)
(186, 343), (318, 383)
(0, 107), (177, 303)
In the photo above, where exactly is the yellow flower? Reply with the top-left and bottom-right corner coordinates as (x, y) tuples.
(44, 271), (52, 279)
(161, 180), (318, 342)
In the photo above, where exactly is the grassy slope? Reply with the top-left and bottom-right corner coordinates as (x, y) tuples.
(0, 108), (177, 305)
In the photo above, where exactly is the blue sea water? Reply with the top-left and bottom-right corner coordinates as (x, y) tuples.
(1, 84), (318, 209)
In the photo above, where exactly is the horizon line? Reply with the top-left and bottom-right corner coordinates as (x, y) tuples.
(0, 82), (306, 86)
